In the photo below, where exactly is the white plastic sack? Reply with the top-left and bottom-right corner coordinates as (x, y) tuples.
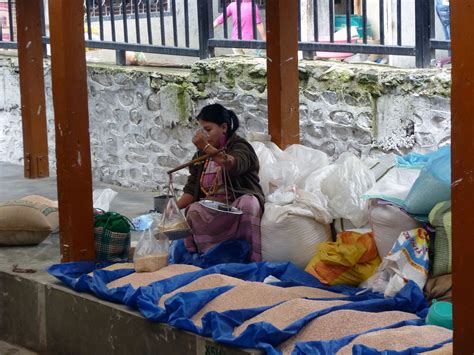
(251, 141), (277, 197)
(92, 188), (118, 212)
(265, 160), (300, 204)
(283, 144), (329, 185)
(362, 167), (421, 206)
(368, 200), (422, 258)
(320, 153), (375, 227)
(360, 228), (429, 297)
(261, 190), (332, 268)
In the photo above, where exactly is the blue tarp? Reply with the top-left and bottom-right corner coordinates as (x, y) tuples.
(168, 239), (251, 267)
(48, 261), (435, 354)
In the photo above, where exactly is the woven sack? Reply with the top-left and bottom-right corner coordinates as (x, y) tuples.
(429, 201), (452, 276)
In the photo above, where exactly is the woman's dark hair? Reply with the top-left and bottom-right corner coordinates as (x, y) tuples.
(196, 103), (240, 139)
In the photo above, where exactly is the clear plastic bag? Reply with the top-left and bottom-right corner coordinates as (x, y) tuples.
(320, 153), (376, 227)
(160, 178), (192, 240)
(92, 188), (118, 211)
(134, 225), (169, 273)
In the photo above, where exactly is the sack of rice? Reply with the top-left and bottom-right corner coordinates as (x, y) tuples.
(278, 310), (419, 355)
(158, 274), (246, 307)
(107, 264), (201, 289)
(233, 298), (350, 336)
(336, 325), (453, 354)
(0, 200), (55, 246)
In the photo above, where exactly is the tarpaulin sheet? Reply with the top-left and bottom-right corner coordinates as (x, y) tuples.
(168, 239), (251, 267)
(47, 261), (134, 293)
(48, 261), (431, 354)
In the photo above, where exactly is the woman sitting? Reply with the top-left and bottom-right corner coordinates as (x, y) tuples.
(176, 103), (264, 262)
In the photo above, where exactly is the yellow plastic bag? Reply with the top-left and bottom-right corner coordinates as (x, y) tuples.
(305, 231), (381, 286)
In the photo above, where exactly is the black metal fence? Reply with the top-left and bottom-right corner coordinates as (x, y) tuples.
(0, 0), (451, 68)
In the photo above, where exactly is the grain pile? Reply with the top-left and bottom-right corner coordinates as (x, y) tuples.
(337, 325), (453, 355)
(190, 283), (306, 327)
(134, 254), (168, 272)
(284, 286), (346, 299)
(421, 342), (453, 355)
(233, 298), (351, 336)
(106, 264), (201, 289)
(87, 263), (134, 277)
(158, 274), (246, 307)
(278, 310), (419, 355)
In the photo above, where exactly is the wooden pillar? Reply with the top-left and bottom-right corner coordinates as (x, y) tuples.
(451, 2), (474, 352)
(48, 0), (95, 262)
(266, 0), (300, 148)
(16, 0), (49, 178)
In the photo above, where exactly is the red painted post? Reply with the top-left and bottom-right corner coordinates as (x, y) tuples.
(48, 0), (95, 262)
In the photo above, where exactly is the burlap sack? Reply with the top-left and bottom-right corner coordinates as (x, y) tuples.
(21, 195), (59, 233)
(0, 200), (53, 246)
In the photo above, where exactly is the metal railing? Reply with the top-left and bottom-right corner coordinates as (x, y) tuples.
(0, 0), (451, 68)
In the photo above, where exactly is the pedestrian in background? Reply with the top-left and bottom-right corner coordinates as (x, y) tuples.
(213, 0), (266, 56)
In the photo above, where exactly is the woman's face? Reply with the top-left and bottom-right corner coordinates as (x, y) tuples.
(199, 119), (227, 147)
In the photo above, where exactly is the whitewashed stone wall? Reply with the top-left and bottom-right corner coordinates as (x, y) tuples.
(0, 56), (451, 191)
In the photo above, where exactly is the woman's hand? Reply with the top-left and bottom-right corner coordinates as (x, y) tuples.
(192, 129), (209, 151)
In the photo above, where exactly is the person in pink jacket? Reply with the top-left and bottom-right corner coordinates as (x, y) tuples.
(213, 0), (266, 55)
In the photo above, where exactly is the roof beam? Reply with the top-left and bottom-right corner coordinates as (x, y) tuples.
(48, 0), (95, 262)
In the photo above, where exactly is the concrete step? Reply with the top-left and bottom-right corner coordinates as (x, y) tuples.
(0, 340), (37, 355)
(0, 270), (260, 355)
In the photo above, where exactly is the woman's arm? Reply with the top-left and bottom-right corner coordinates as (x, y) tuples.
(176, 192), (195, 210)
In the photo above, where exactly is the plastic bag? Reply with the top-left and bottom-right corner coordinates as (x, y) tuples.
(251, 141), (277, 196)
(404, 146), (451, 215)
(360, 228), (430, 297)
(132, 212), (161, 231)
(305, 231), (381, 286)
(160, 179), (191, 240)
(92, 188), (118, 212)
(362, 167), (421, 206)
(320, 153), (376, 227)
(284, 144), (329, 185)
(134, 227), (169, 273)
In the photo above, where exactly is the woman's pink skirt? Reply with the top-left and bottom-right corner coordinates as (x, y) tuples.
(184, 194), (262, 262)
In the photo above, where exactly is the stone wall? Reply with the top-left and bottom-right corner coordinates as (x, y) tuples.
(0, 55), (451, 191)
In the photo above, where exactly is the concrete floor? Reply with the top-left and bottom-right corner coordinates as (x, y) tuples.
(0, 341), (37, 355)
(0, 161), (156, 271)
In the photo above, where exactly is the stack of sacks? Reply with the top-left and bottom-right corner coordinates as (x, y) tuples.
(252, 142), (333, 268)
(0, 195), (59, 246)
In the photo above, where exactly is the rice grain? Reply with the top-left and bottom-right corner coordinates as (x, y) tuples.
(337, 325), (453, 355)
(134, 254), (168, 273)
(278, 310), (419, 355)
(87, 263), (134, 277)
(233, 298), (351, 336)
(158, 274), (246, 307)
(106, 264), (201, 289)
(190, 283), (307, 327)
